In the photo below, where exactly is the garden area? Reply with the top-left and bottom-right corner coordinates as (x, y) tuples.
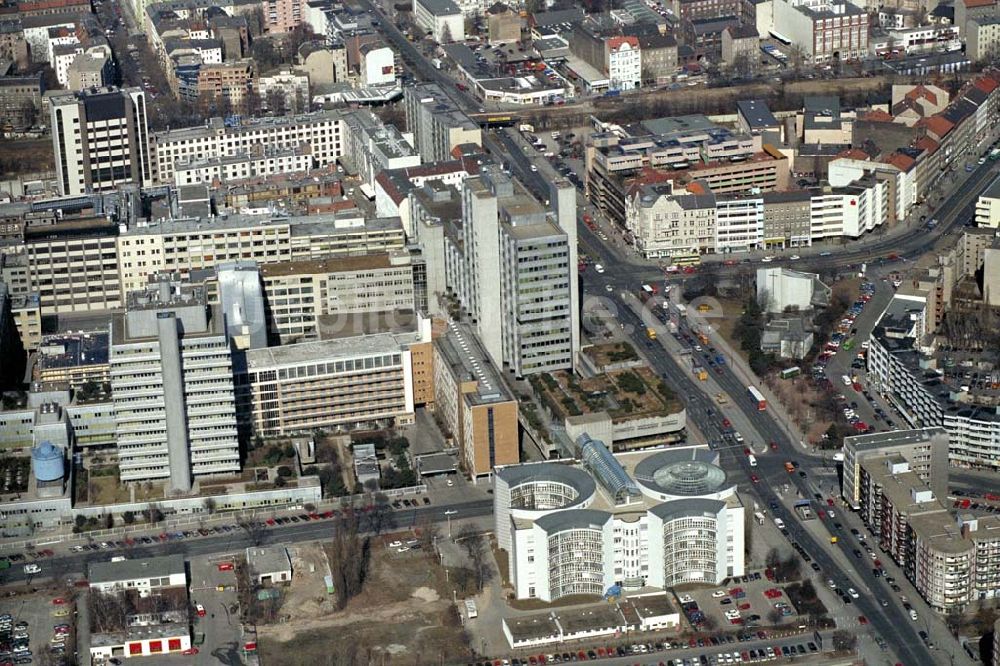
(530, 367), (681, 423)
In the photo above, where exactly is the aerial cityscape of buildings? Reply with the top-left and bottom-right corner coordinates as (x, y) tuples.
(5, 0), (1000, 662)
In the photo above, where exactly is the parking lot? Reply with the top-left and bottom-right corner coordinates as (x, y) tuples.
(1, 585), (78, 665)
(680, 571), (802, 632)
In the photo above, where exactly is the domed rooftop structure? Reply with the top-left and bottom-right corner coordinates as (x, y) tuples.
(634, 448), (735, 501)
(31, 441), (65, 483)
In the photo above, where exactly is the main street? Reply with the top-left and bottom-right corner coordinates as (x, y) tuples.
(399, 25), (988, 664)
(1, 499), (493, 586)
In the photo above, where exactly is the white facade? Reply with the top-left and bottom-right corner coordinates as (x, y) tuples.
(715, 197), (764, 252)
(257, 70), (310, 111)
(152, 110), (345, 184)
(413, 0), (466, 42)
(50, 87), (152, 196)
(608, 39), (641, 91)
(809, 180), (888, 240)
(111, 293), (241, 490)
(172, 149), (314, 185)
(624, 189), (716, 259)
(829, 157), (912, 223)
(756, 267), (824, 313)
(495, 447), (745, 602)
(361, 45), (396, 86)
(976, 184), (1000, 228)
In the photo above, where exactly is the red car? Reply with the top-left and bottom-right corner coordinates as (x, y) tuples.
(196, 603), (206, 617)
(859, 615), (868, 625)
(770, 440), (778, 450)
(182, 648), (200, 655)
(217, 562), (234, 572)
(722, 418), (731, 428)
(52, 598), (67, 605)
(827, 498), (835, 506)
(751, 474), (760, 483)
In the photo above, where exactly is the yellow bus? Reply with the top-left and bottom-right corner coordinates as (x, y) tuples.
(671, 252), (701, 267)
(646, 327), (657, 340)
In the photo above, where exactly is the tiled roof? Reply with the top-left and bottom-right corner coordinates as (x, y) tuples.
(884, 152), (916, 171)
(922, 115), (954, 138)
(914, 136), (939, 153)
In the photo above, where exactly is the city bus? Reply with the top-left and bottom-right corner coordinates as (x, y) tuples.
(748, 385), (767, 411)
(780, 366), (801, 380)
(670, 252), (701, 267)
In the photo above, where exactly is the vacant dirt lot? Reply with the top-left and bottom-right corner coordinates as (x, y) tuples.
(258, 539), (470, 666)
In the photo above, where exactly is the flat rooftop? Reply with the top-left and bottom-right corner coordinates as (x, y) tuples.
(504, 614), (561, 642)
(558, 605), (626, 635)
(245, 326), (426, 369)
(435, 322), (513, 406)
(259, 252), (406, 278)
(36, 331), (109, 371)
(845, 427), (947, 452)
(88, 554), (185, 585)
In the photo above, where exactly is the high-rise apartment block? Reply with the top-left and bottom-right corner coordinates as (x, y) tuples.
(853, 454), (1000, 612)
(50, 87), (152, 196)
(403, 83), (482, 163)
(110, 277), (240, 490)
(448, 166), (576, 377)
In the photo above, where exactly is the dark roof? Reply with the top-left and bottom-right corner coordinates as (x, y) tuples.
(83, 90), (127, 122)
(725, 23), (758, 38)
(737, 99), (777, 129)
(637, 32), (677, 49)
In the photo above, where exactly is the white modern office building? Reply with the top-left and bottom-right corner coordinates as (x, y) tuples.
(110, 277), (241, 491)
(494, 440), (745, 601)
(446, 166), (578, 377)
(50, 86), (152, 196)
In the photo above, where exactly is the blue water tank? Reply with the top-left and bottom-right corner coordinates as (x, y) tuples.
(31, 441), (65, 482)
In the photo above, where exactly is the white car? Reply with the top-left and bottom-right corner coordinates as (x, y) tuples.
(530, 165), (538, 172)
(711, 590), (727, 598)
(848, 588), (860, 599)
(594, 264), (605, 273)
(605, 284), (614, 293)
(789, 254), (801, 260)
(827, 579), (836, 589)
(761, 256), (774, 263)
(389, 540), (403, 548)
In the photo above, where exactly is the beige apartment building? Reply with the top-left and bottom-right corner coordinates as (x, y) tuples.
(117, 211), (406, 296)
(260, 252), (416, 344)
(432, 322), (519, 479)
(238, 318), (433, 437)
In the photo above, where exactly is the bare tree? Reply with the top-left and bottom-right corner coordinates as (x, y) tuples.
(238, 519), (266, 547)
(457, 524), (489, 591)
(831, 630), (857, 652)
(325, 510), (371, 610)
(365, 492), (394, 535)
(416, 512), (440, 552)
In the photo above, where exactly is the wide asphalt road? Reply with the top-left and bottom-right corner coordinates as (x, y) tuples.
(2, 499), (493, 586)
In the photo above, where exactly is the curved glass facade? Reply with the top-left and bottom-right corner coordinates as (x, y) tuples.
(510, 481), (579, 511)
(547, 528), (605, 599)
(652, 461), (727, 496)
(661, 516), (718, 586)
